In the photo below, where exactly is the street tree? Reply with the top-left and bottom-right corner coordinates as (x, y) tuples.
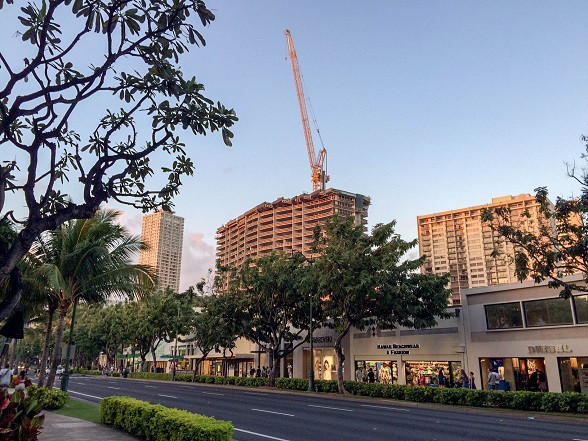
(29, 209), (153, 388)
(0, 0), (237, 322)
(222, 252), (313, 387)
(311, 216), (451, 393)
(482, 139), (588, 297)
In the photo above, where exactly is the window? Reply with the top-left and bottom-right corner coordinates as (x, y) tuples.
(523, 298), (573, 327)
(574, 295), (588, 324)
(485, 302), (523, 330)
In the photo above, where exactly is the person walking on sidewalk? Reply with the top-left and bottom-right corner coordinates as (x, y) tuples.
(0, 364), (12, 392)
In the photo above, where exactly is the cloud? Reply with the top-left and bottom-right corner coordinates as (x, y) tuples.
(180, 232), (216, 291)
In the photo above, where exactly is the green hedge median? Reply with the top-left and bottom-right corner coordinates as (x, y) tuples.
(26, 385), (68, 410)
(128, 372), (269, 387)
(100, 396), (233, 441)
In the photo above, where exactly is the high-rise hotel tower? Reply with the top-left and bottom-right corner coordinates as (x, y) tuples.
(139, 210), (185, 292)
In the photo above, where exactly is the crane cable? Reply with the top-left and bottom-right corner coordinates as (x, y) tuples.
(300, 72), (326, 151)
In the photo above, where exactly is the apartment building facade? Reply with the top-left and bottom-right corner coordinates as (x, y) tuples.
(139, 210), (185, 292)
(417, 194), (555, 305)
(216, 188), (370, 268)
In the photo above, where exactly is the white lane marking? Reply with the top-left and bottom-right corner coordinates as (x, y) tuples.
(234, 428), (290, 441)
(244, 391), (268, 396)
(572, 439), (588, 441)
(144, 385), (157, 388)
(64, 390), (102, 400)
(361, 404), (409, 412)
(107, 386), (120, 390)
(308, 404), (353, 412)
(202, 391), (223, 396)
(76, 382), (86, 385)
(158, 394), (178, 399)
(251, 408), (294, 417)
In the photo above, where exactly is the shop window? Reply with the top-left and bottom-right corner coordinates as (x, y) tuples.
(558, 357), (588, 393)
(523, 298), (573, 327)
(485, 302), (523, 330)
(479, 357), (547, 391)
(573, 295), (588, 324)
(404, 361), (461, 387)
(303, 349), (337, 380)
(354, 361), (397, 384)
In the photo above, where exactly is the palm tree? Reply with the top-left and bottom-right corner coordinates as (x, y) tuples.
(30, 209), (154, 389)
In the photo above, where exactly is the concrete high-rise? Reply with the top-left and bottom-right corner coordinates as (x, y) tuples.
(417, 194), (555, 305)
(216, 189), (370, 268)
(139, 210), (184, 292)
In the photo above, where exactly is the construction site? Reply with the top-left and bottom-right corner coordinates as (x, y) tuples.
(216, 30), (370, 266)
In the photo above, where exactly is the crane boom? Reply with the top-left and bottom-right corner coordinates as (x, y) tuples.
(285, 29), (329, 192)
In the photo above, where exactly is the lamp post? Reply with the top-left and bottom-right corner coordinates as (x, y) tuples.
(60, 299), (77, 392)
(171, 303), (180, 381)
(308, 284), (315, 392)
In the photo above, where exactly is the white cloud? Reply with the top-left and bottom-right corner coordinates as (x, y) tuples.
(180, 232), (216, 291)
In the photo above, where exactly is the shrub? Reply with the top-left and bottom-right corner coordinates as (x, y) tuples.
(464, 390), (488, 407)
(559, 392), (584, 412)
(510, 391), (544, 411)
(128, 372), (172, 381)
(485, 390), (512, 408)
(275, 378), (308, 390)
(73, 368), (102, 375)
(433, 388), (469, 405)
(100, 396), (233, 441)
(26, 385), (68, 410)
(404, 386), (436, 403)
(541, 393), (561, 412)
(314, 380), (338, 393)
(0, 391), (44, 440)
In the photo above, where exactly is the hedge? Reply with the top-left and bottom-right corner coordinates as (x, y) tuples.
(100, 396), (233, 441)
(26, 385), (68, 409)
(272, 378), (588, 413)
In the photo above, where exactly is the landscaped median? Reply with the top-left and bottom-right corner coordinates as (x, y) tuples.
(100, 396), (233, 441)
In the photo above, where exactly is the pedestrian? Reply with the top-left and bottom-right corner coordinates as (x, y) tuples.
(437, 368), (446, 388)
(469, 372), (477, 390)
(459, 369), (468, 389)
(355, 365), (363, 382)
(256, 367), (261, 378)
(249, 367), (256, 378)
(13, 370), (31, 393)
(486, 369), (499, 391)
(287, 364), (293, 379)
(367, 367), (376, 383)
(538, 370), (547, 392)
(0, 364), (12, 392)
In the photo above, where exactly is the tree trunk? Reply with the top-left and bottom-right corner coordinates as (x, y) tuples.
(45, 305), (67, 389)
(268, 348), (278, 387)
(140, 355), (146, 372)
(151, 348), (157, 373)
(8, 338), (17, 369)
(335, 326), (350, 394)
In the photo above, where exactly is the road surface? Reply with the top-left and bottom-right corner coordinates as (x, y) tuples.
(63, 375), (588, 441)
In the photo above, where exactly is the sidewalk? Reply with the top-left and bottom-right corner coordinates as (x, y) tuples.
(40, 412), (138, 441)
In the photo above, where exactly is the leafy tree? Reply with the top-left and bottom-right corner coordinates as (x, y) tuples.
(29, 209), (153, 388)
(0, 0), (237, 322)
(311, 217), (451, 393)
(482, 141), (588, 297)
(222, 253), (313, 387)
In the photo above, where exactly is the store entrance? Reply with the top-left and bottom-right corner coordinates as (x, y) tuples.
(404, 361), (462, 387)
(354, 360), (397, 384)
(303, 349), (337, 380)
(558, 357), (588, 393)
(479, 357), (547, 391)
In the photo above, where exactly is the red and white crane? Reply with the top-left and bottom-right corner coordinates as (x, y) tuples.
(285, 30), (329, 192)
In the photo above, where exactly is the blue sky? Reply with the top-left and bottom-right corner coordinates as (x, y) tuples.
(2, 1), (588, 289)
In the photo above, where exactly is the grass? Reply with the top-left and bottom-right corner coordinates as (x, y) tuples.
(54, 398), (101, 423)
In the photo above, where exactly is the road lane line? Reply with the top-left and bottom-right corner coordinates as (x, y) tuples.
(361, 404), (409, 412)
(244, 391), (268, 396)
(158, 394), (178, 399)
(308, 404), (353, 412)
(65, 390), (102, 400)
(234, 428), (290, 440)
(76, 382), (86, 385)
(201, 391), (223, 396)
(251, 408), (295, 417)
(107, 386), (120, 390)
(144, 385), (157, 388)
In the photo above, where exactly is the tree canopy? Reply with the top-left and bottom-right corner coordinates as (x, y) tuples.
(0, 0), (237, 321)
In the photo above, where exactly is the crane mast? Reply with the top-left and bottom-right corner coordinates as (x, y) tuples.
(285, 30), (329, 192)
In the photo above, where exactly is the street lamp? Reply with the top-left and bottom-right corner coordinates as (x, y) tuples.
(171, 302), (180, 381)
(60, 299), (78, 392)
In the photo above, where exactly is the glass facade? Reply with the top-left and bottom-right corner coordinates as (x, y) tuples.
(303, 349), (338, 380)
(404, 361), (461, 387)
(558, 357), (588, 393)
(485, 302), (523, 329)
(354, 360), (398, 384)
(574, 295), (588, 324)
(479, 357), (548, 391)
(523, 298), (573, 327)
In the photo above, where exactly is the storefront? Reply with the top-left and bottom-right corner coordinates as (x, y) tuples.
(463, 275), (588, 393)
(348, 311), (466, 385)
(303, 348), (338, 380)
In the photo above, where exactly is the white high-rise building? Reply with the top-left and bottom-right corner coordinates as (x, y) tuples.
(139, 210), (184, 292)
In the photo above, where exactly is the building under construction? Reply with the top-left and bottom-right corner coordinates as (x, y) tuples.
(216, 31), (370, 268)
(216, 189), (369, 268)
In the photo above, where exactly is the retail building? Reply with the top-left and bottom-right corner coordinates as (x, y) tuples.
(462, 274), (588, 393)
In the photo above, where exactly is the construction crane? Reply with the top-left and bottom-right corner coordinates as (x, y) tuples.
(285, 29), (329, 192)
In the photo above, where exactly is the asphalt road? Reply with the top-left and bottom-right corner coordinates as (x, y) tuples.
(63, 375), (588, 441)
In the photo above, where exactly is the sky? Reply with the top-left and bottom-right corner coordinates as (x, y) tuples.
(2, 1), (588, 290)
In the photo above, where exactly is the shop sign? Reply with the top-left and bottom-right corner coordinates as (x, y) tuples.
(377, 343), (420, 355)
(527, 345), (573, 354)
(312, 336), (333, 344)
